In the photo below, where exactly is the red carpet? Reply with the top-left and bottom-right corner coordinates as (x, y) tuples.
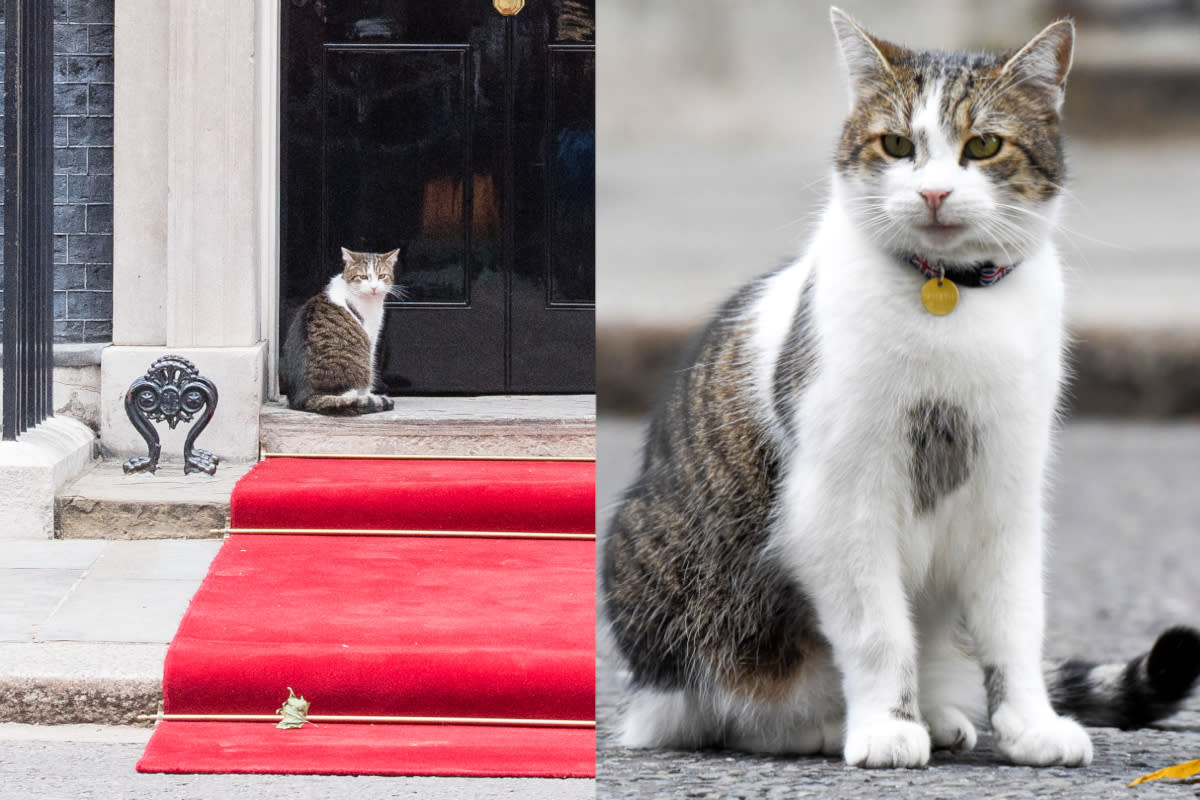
(231, 457), (595, 533)
(137, 457), (595, 777)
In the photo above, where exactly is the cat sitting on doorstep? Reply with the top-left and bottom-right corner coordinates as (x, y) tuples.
(280, 247), (399, 415)
(603, 8), (1200, 769)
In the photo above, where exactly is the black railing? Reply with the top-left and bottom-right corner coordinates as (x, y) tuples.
(2, 0), (54, 440)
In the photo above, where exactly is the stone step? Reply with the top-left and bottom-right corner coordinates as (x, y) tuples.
(55, 461), (251, 540)
(56, 396), (595, 539)
(259, 396), (596, 459)
(1066, 24), (1200, 137)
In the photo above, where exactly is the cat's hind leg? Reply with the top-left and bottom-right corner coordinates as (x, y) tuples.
(917, 600), (984, 752)
(724, 711), (845, 756)
(619, 688), (716, 750)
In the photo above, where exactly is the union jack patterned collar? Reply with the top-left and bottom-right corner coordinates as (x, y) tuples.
(907, 254), (1018, 288)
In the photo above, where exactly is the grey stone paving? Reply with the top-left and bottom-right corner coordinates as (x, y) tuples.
(0, 539), (222, 724)
(0, 725), (595, 800)
(596, 417), (1200, 798)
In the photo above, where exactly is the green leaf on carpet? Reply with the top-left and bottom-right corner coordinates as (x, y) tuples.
(276, 687), (311, 729)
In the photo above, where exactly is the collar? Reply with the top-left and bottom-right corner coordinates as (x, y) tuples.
(907, 254), (1018, 288)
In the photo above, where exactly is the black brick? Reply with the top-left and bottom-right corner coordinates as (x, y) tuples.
(67, 233), (112, 264)
(67, 0), (113, 25)
(83, 319), (112, 342)
(67, 116), (112, 146)
(66, 290), (112, 320)
(55, 118), (68, 147)
(54, 145), (88, 176)
(54, 175), (68, 203)
(54, 234), (67, 264)
(88, 25), (114, 54)
(54, 291), (67, 318)
(55, 320), (86, 343)
(87, 147), (112, 175)
(85, 204), (112, 233)
(54, 83), (88, 116)
(54, 23), (89, 55)
(88, 83), (112, 116)
(85, 264), (113, 291)
(55, 265), (86, 291)
(54, 55), (114, 84)
(54, 204), (86, 234)
(67, 174), (112, 204)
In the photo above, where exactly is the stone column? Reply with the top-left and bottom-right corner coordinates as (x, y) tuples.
(103, 0), (275, 463)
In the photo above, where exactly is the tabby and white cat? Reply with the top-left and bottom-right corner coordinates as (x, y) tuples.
(603, 9), (1200, 769)
(280, 247), (399, 415)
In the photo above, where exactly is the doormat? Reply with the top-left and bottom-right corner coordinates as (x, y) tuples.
(136, 456), (595, 777)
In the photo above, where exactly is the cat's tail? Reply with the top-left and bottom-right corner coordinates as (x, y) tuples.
(1045, 626), (1200, 729)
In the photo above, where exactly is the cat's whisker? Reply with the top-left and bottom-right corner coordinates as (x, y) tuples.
(993, 202), (1129, 252)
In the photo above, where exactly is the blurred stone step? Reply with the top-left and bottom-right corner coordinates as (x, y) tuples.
(1066, 24), (1200, 137)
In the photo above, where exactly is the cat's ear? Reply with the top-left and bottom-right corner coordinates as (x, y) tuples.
(380, 248), (400, 266)
(1000, 19), (1074, 112)
(830, 7), (903, 110)
(340, 247), (355, 264)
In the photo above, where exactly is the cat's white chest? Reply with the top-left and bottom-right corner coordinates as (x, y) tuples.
(325, 275), (386, 343)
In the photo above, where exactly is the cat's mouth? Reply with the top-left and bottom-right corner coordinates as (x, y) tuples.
(917, 222), (967, 242)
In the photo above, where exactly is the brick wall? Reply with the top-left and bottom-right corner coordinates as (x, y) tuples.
(0, 0), (114, 344)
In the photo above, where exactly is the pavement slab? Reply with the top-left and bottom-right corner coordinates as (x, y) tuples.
(0, 539), (221, 724)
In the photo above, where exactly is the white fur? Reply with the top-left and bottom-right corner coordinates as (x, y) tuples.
(623, 48), (1092, 769)
(325, 256), (392, 382)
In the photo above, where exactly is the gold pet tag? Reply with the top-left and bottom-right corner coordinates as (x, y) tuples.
(921, 277), (959, 316)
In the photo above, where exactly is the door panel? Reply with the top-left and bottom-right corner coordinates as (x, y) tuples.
(281, 0), (594, 395)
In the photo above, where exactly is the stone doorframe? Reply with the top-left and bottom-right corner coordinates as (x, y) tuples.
(103, 0), (281, 462)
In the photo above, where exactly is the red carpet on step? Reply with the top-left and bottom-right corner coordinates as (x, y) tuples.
(231, 457), (595, 533)
(137, 457), (595, 778)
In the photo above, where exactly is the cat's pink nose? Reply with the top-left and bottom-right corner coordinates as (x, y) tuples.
(920, 189), (951, 211)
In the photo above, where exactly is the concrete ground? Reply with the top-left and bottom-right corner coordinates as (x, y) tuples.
(0, 724), (593, 800)
(596, 417), (1200, 798)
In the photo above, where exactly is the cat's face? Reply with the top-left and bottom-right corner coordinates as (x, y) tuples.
(831, 9), (1073, 266)
(340, 247), (398, 298)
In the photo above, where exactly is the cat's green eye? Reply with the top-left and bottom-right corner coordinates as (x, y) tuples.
(881, 134), (914, 159)
(964, 134), (1002, 160)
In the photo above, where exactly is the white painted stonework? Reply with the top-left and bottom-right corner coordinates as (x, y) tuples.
(106, 0), (281, 461)
(0, 417), (96, 538)
(99, 344), (265, 464)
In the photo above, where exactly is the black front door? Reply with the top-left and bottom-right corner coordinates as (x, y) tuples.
(281, 0), (595, 394)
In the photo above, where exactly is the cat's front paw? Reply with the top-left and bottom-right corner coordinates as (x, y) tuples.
(992, 706), (1093, 767)
(366, 393), (393, 413)
(924, 705), (977, 752)
(844, 718), (930, 768)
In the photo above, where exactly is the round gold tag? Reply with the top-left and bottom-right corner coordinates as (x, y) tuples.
(920, 278), (959, 316)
